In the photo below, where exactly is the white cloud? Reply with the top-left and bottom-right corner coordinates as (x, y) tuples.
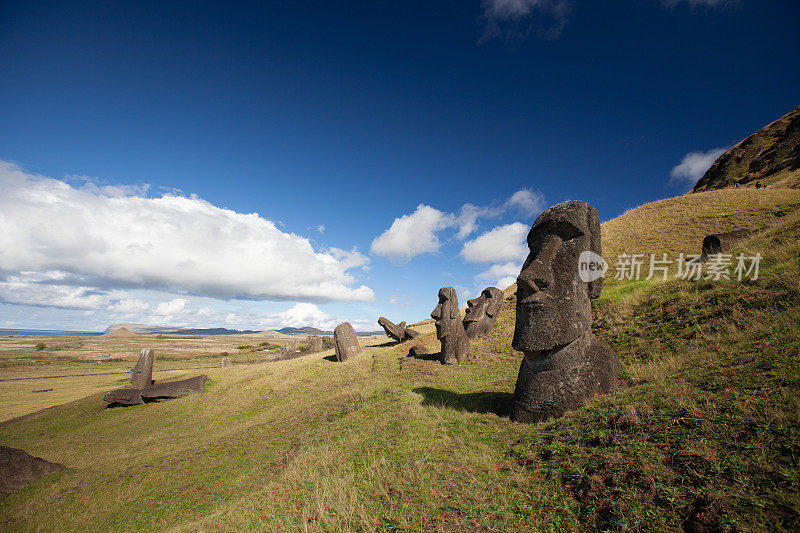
(454, 204), (492, 240)
(106, 298), (149, 314)
(317, 225), (325, 233)
(475, 261), (522, 290)
(504, 188), (545, 218)
(0, 161), (374, 303)
(669, 146), (728, 186)
(156, 298), (187, 316)
(273, 302), (337, 330)
(370, 204), (454, 260)
(0, 273), (112, 310)
(460, 223), (529, 263)
(481, 0), (572, 41)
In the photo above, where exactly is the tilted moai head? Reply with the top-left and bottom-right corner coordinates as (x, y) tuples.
(333, 322), (361, 362)
(130, 348), (154, 390)
(378, 317), (406, 342)
(430, 287), (469, 364)
(463, 286), (503, 339)
(512, 200), (602, 353)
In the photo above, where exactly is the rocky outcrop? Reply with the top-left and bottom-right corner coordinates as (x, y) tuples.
(1, 446), (65, 498)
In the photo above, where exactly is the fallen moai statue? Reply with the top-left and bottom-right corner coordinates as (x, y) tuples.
(701, 229), (757, 257)
(511, 200), (620, 423)
(431, 287), (469, 365)
(1, 446), (65, 498)
(463, 286), (503, 340)
(333, 322), (361, 362)
(377, 317), (420, 342)
(102, 348), (207, 406)
(408, 345), (428, 357)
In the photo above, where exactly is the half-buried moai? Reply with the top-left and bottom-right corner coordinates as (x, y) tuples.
(431, 287), (469, 364)
(463, 286), (503, 340)
(130, 348), (154, 389)
(377, 317), (420, 342)
(511, 200), (620, 423)
(309, 335), (323, 353)
(333, 322), (361, 362)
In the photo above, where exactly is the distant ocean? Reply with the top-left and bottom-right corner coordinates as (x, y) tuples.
(0, 328), (101, 337)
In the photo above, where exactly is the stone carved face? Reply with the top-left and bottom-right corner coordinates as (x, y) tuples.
(431, 287), (459, 340)
(463, 287), (503, 338)
(512, 200), (602, 352)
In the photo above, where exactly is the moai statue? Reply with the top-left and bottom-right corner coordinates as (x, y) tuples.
(463, 286), (504, 340)
(511, 200), (620, 423)
(333, 322), (361, 362)
(221, 357), (232, 368)
(309, 336), (323, 353)
(130, 348), (154, 390)
(430, 287), (469, 365)
(377, 317), (420, 342)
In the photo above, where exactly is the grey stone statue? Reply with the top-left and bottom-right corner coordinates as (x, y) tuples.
(431, 287), (469, 365)
(463, 286), (503, 339)
(377, 317), (420, 342)
(511, 200), (620, 423)
(308, 336), (323, 353)
(130, 348), (154, 389)
(333, 322), (361, 362)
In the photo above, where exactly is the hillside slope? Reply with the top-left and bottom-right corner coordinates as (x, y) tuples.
(693, 105), (800, 192)
(1, 191), (799, 531)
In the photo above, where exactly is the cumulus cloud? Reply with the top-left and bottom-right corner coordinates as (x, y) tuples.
(0, 161), (374, 303)
(274, 303), (337, 330)
(370, 204), (454, 260)
(669, 146), (729, 186)
(0, 272), (113, 310)
(476, 261), (522, 290)
(481, 0), (572, 41)
(106, 298), (149, 314)
(370, 188), (543, 260)
(460, 222), (529, 263)
(504, 188), (545, 217)
(156, 298), (187, 316)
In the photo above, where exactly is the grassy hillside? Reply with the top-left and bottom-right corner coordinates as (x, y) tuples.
(1, 190), (799, 531)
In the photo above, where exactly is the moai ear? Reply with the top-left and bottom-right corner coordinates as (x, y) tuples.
(586, 204), (603, 299)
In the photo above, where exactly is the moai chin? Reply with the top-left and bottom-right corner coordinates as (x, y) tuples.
(511, 200), (620, 423)
(130, 348), (154, 390)
(430, 287), (469, 365)
(463, 286), (503, 340)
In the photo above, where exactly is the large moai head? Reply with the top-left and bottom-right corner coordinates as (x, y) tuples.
(512, 200), (602, 353)
(463, 286), (503, 339)
(431, 286), (469, 364)
(333, 322), (361, 362)
(130, 348), (154, 390)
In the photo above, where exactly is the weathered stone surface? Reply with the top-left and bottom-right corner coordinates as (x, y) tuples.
(0, 446), (65, 498)
(701, 229), (757, 256)
(221, 357), (231, 368)
(408, 345), (428, 357)
(140, 375), (207, 401)
(333, 322), (361, 362)
(377, 317), (417, 342)
(431, 287), (469, 364)
(130, 348), (154, 390)
(283, 338), (300, 354)
(308, 336), (323, 353)
(102, 388), (144, 405)
(511, 200), (620, 422)
(463, 286), (503, 339)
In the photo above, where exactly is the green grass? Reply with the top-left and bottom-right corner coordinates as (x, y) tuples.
(1, 202), (799, 531)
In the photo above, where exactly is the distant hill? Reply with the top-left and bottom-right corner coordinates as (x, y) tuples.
(693, 105), (800, 192)
(99, 327), (140, 338)
(102, 324), (381, 337)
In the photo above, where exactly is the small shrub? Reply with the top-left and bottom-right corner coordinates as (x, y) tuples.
(35, 342), (46, 351)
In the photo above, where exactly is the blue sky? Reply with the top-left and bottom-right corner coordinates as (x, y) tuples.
(1, 0), (798, 332)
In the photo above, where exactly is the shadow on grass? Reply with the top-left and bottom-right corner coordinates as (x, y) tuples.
(413, 387), (512, 417)
(408, 350), (442, 362)
(323, 354), (338, 362)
